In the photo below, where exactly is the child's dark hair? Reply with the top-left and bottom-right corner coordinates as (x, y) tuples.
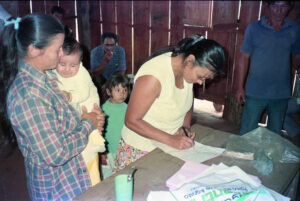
(102, 73), (130, 100)
(146, 34), (225, 74)
(62, 36), (83, 60)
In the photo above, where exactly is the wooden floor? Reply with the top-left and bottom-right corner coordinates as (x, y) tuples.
(192, 110), (240, 134)
(0, 108), (299, 201)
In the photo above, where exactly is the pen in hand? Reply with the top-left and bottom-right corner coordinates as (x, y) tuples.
(181, 126), (189, 138)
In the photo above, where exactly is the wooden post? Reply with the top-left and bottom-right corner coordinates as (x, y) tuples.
(223, 94), (243, 126)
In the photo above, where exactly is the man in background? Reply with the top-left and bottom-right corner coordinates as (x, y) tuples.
(51, 5), (72, 37)
(90, 32), (126, 82)
(235, 0), (300, 135)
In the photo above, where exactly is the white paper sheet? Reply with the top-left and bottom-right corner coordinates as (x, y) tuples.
(153, 141), (225, 163)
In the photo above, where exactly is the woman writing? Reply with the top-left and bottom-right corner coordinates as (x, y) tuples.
(115, 35), (225, 170)
(0, 14), (105, 200)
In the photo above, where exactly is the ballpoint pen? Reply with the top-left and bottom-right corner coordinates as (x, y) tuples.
(181, 126), (189, 138)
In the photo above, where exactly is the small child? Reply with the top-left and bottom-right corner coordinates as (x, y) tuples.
(53, 36), (105, 186)
(101, 73), (130, 179)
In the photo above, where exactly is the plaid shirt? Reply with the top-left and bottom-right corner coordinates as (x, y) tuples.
(6, 61), (92, 200)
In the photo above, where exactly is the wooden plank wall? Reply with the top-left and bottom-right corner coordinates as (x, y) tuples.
(133, 1), (150, 74)
(1, 0), (299, 123)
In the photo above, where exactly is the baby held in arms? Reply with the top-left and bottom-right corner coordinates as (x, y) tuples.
(53, 36), (106, 186)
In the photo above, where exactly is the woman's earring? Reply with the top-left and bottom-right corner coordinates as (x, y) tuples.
(202, 79), (205, 92)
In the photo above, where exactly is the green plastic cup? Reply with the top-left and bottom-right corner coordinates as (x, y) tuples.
(114, 174), (133, 201)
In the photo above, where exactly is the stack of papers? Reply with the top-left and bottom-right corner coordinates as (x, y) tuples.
(166, 161), (209, 191)
(166, 162), (261, 191)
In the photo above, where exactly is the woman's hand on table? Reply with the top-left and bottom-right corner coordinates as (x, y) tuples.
(178, 126), (195, 139)
(169, 128), (195, 150)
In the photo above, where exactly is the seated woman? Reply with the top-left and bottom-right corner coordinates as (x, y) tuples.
(115, 34), (225, 171)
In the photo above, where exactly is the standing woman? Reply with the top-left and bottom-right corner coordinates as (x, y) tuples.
(0, 14), (104, 200)
(115, 35), (225, 170)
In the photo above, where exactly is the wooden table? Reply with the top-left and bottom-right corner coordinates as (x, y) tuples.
(75, 124), (300, 201)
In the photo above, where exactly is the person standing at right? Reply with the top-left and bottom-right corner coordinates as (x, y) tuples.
(235, 0), (300, 135)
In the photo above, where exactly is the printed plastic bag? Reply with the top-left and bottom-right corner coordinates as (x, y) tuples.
(148, 177), (289, 201)
(147, 164), (290, 201)
(225, 127), (299, 163)
(167, 180), (287, 201)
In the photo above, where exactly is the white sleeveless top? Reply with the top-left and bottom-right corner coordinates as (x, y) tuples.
(122, 52), (193, 151)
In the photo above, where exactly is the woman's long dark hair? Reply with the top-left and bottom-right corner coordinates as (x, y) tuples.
(0, 13), (64, 144)
(146, 34), (225, 74)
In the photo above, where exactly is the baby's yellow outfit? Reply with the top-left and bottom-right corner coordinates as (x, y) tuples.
(53, 63), (105, 186)
(82, 130), (106, 185)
